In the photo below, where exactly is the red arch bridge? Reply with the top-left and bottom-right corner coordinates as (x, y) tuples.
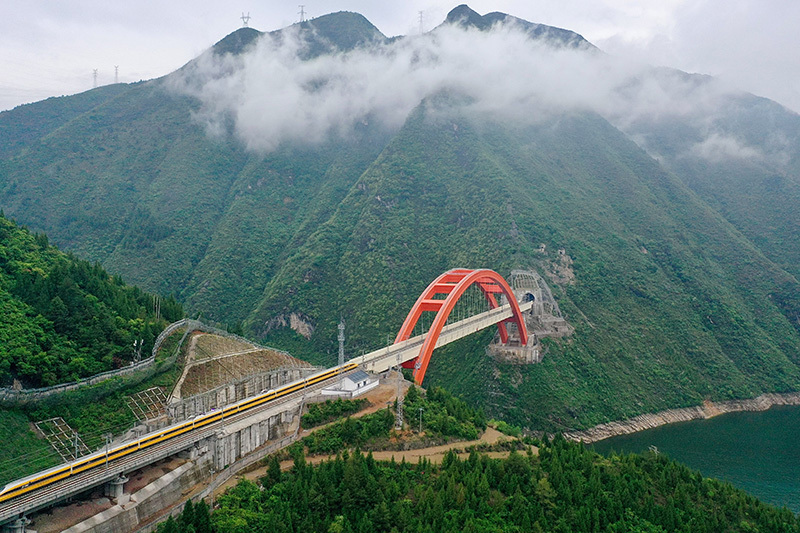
(0, 268), (531, 526)
(355, 268), (531, 383)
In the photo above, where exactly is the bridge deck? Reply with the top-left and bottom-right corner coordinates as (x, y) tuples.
(353, 301), (532, 373)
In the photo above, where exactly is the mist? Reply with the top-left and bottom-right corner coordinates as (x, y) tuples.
(169, 21), (777, 163)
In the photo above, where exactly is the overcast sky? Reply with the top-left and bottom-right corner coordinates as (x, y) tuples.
(1, 0), (798, 114)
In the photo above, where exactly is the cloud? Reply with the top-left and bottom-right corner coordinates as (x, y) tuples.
(689, 133), (763, 162)
(168, 20), (756, 155)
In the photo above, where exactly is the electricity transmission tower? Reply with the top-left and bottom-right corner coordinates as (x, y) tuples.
(241, 12), (250, 27)
(92, 69), (98, 88)
(298, 5), (306, 22)
(395, 352), (404, 430)
(114, 66), (119, 84)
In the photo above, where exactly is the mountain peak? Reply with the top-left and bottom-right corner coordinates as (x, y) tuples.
(441, 4), (595, 50)
(282, 11), (386, 53)
(444, 5), (487, 29)
(212, 27), (262, 56)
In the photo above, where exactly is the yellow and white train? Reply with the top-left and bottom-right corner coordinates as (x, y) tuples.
(0, 362), (358, 505)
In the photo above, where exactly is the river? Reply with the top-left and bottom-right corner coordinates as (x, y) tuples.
(589, 405), (800, 513)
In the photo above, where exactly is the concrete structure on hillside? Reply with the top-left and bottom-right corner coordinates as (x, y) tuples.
(487, 269), (573, 364)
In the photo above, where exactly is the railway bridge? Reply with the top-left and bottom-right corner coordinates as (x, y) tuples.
(0, 268), (531, 531)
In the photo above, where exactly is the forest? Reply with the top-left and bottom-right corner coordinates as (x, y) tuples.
(154, 385), (800, 532)
(159, 436), (800, 532)
(0, 213), (182, 387)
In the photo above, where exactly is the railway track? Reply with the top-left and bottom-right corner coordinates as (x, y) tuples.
(0, 367), (357, 524)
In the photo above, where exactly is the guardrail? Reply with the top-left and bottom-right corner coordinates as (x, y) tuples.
(0, 357), (160, 404)
(0, 318), (297, 405)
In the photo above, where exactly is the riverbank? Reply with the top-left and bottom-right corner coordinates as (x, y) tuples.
(564, 391), (800, 443)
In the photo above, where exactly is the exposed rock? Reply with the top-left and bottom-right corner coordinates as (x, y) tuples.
(547, 250), (575, 286)
(264, 312), (316, 339)
(289, 313), (315, 339)
(564, 392), (800, 443)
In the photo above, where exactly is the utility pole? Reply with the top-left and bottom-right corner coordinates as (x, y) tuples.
(105, 434), (111, 468)
(298, 5), (306, 22)
(114, 66), (119, 84)
(418, 407), (424, 433)
(92, 69), (98, 88)
(133, 339), (143, 363)
(74, 432), (79, 460)
(338, 317), (345, 388)
(241, 12), (250, 27)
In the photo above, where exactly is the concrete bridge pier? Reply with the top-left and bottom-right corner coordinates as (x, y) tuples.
(1, 517), (28, 533)
(212, 410), (293, 471)
(104, 474), (129, 501)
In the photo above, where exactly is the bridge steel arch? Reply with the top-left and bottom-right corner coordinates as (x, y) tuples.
(395, 268), (528, 384)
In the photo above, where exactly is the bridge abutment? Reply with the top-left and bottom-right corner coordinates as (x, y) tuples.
(103, 474), (129, 501)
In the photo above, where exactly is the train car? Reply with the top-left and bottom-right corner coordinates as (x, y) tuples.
(0, 362), (359, 505)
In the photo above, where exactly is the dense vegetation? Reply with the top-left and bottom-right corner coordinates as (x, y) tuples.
(0, 362), (182, 485)
(300, 408), (395, 456)
(403, 385), (487, 440)
(302, 398), (369, 428)
(0, 214), (182, 387)
(2, 8), (800, 433)
(295, 386), (487, 456)
(160, 437), (800, 532)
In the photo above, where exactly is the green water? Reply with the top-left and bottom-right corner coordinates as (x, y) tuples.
(590, 406), (800, 513)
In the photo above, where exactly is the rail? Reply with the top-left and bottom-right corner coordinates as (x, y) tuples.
(0, 368), (357, 524)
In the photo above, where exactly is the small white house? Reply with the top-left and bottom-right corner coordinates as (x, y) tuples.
(322, 369), (379, 397)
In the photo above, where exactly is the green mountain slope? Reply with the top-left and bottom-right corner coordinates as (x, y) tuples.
(1, 7), (800, 431)
(0, 214), (182, 387)
(0, 84), (132, 160)
(627, 92), (800, 281)
(251, 103), (800, 429)
(0, 12), (395, 324)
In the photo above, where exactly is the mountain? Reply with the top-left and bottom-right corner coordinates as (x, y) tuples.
(1, 6), (800, 430)
(441, 4), (594, 49)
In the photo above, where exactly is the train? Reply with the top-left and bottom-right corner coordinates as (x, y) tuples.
(0, 362), (358, 505)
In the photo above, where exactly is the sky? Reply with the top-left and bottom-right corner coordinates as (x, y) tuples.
(1, 0), (798, 114)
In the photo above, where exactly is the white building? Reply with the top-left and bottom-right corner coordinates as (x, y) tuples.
(321, 369), (378, 398)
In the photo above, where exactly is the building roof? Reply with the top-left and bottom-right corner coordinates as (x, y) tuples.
(347, 370), (371, 382)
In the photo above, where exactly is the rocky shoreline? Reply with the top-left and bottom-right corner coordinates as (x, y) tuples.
(564, 392), (800, 443)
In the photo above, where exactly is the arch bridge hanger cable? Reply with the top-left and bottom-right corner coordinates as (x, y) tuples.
(394, 268), (528, 385)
